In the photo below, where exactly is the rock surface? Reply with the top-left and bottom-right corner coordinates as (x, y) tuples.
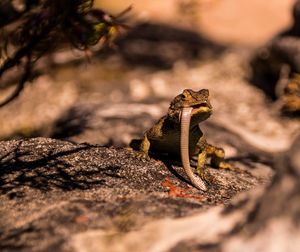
(0, 136), (273, 252)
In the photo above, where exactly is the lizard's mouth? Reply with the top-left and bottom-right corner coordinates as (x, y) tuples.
(191, 102), (212, 114)
(178, 102), (212, 122)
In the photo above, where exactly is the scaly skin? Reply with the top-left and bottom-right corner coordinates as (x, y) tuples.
(131, 89), (235, 190)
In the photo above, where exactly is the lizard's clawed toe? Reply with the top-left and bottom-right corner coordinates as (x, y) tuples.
(219, 162), (242, 173)
(130, 150), (151, 161)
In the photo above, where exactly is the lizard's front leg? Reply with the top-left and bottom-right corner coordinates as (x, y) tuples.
(195, 137), (215, 184)
(129, 133), (151, 161)
(205, 144), (237, 171)
(136, 133), (151, 161)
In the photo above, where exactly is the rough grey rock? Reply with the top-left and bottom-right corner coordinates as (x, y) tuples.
(70, 135), (300, 252)
(0, 137), (272, 252)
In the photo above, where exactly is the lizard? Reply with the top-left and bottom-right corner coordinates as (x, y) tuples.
(130, 88), (235, 191)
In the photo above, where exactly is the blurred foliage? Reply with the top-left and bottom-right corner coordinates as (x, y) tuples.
(0, 0), (129, 107)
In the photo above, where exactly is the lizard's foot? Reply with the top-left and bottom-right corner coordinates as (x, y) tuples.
(206, 144), (243, 173)
(129, 135), (151, 161)
(130, 150), (151, 161)
(196, 151), (216, 186)
(218, 161), (243, 173)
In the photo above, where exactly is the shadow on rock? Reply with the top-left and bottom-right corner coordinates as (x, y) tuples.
(50, 105), (93, 140)
(0, 138), (171, 200)
(48, 102), (166, 146)
(0, 140), (105, 198)
(115, 22), (226, 68)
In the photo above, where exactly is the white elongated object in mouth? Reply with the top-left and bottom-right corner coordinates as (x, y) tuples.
(180, 107), (207, 191)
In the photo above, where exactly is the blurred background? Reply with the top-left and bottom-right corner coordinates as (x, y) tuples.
(97, 0), (294, 46)
(0, 0), (299, 152)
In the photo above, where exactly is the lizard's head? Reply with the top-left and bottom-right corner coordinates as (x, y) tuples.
(168, 89), (212, 126)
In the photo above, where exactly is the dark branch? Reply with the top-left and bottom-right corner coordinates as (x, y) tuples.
(0, 0), (129, 108)
(0, 55), (32, 107)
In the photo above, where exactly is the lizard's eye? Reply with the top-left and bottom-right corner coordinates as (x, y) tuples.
(181, 92), (189, 99)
